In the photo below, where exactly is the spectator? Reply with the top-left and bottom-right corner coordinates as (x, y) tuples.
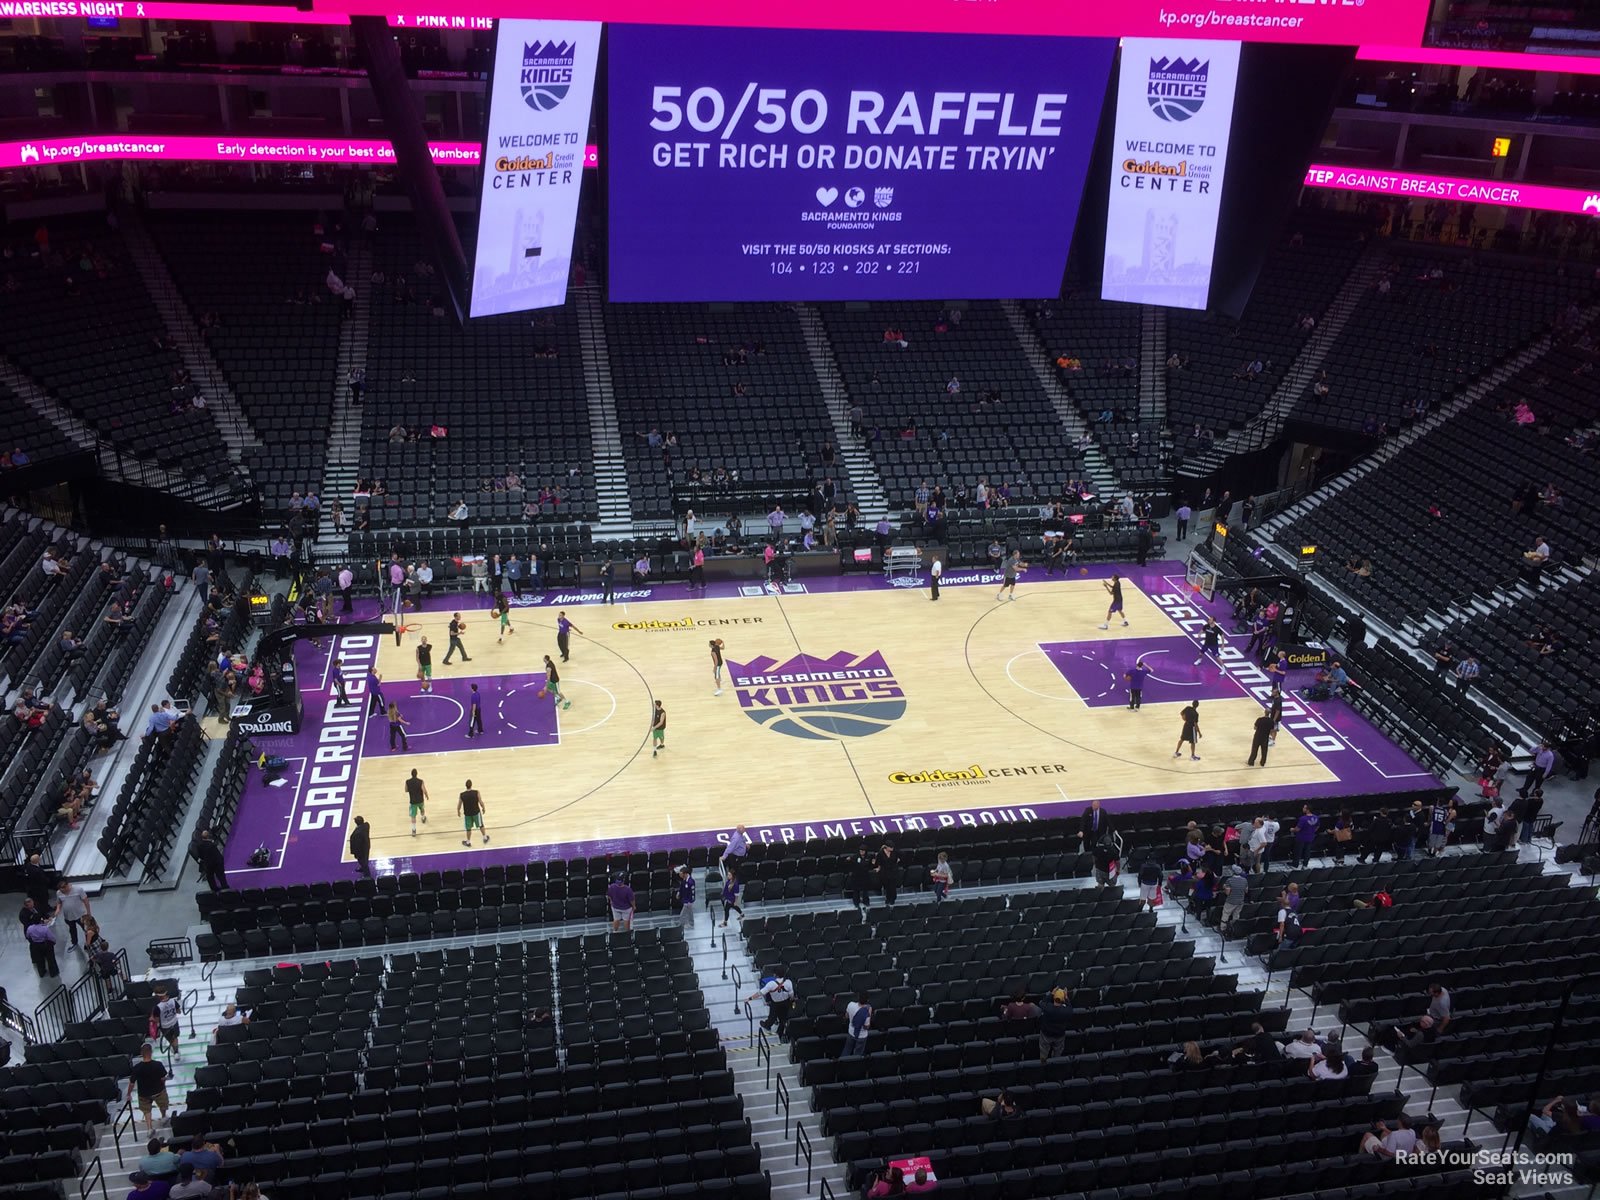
(1001, 988), (1039, 1021)
(607, 874), (635, 932)
(1292, 804), (1320, 867)
(53, 878), (91, 949)
(1348, 1045), (1380, 1080)
(1393, 983), (1451, 1049)
(1219, 864), (1248, 937)
(1528, 1095), (1600, 1136)
(1174, 1041), (1220, 1071)
(152, 988), (182, 1055)
(138, 1137), (181, 1180)
(1038, 988), (1071, 1062)
(177, 1135), (223, 1181)
(127, 1172), (171, 1200)
(848, 847), (875, 910)
(127, 1043), (172, 1134)
(981, 1090), (1019, 1119)
(746, 969), (795, 1042)
(1283, 1030), (1320, 1061)
(841, 990), (872, 1058)
(212, 1004), (248, 1042)
(929, 851), (955, 902)
(1136, 859), (1163, 913)
(168, 1165), (215, 1199)
(1230, 1022), (1280, 1063)
(719, 869), (744, 927)
(1309, 1045), (1348, 1080)
(1360, 1114), (1418, 1157)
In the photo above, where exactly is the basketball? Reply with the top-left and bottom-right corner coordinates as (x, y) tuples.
(1079, 567), (1089, 575)
(537, 689), (548, 699)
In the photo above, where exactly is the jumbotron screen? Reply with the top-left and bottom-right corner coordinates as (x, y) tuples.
(605, 25), (1114, 301)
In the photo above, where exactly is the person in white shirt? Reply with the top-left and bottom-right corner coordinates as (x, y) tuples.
(212, 1004), (248, 1043)
(1260, 816), (1281, 869)
(416, 563), (434, 598)
(745, 972), (795, 1042)
(930, 557), (943, 602)
(1282, 1030), (1320, 1060)
(1360, 1115), (1418, 1157)
(1309, 1049), (1348, 1080)
(841, 991), (872, 1058)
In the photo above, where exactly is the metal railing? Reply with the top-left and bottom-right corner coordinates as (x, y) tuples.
(147, 936), (194, 968)
(203, 957), (221, 1001)
(819, 1179), (837, 1200)
(0, 997), (37, 1045)
(79, 1152), (107, 1200)
(756, 1023), (772, 1089)
(730, 962), (742, 1016)
(774, 1072), (792, 1138)
(794, 1120), (814, 1190)
(111, 1098), (135, 1164)
(742, 997), (756, 1045)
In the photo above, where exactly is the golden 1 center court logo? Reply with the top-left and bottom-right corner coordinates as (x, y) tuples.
(728, 651), (905, 741)
(611, 616), (766, 632)
(889, 763), (1070, 787)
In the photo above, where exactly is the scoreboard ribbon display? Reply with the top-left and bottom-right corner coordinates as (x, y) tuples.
(607, 25), (1115, 301)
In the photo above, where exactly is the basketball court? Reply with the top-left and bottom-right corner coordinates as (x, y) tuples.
(220, 560), (1437, 882)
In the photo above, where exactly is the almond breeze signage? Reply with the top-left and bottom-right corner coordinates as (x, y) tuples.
(469, 19), (599, 318)
(1100, 37), (1241, 312)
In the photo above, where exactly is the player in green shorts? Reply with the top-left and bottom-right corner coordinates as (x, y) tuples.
(458, 779), (488, 846)
(415, 636), (433, 692)
(404, 769), (428, 836)
(651, 700), (667, 757)
(497, 602), (515, 643)
(542, 655), (571, 710)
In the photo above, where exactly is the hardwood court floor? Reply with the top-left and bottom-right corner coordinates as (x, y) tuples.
(346, 576), (1335, 860)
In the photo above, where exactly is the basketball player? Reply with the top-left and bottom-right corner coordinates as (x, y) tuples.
(996, 550), (1024, 602)
(1194, 616), (1223, 665)
(386, 701), (409, 751)
(458, 779), (489, 847)
(1266, 683), (1285, 746)
(1099, 573), (1130, 629)
(556, 611), (583, 662)
(444, 612), (471, 664)
(467, 683), (484, 739)
(1248, 711), (1274, 766)
(496, 601), (515, 643)
(651, 700), (667, 757)
(415, 636), (433, 693)
(542, 655), (572, 710)
(1174, 701), (1202, 760)
(709, 639), (725, 697)
(1124, 657), (1151, 710)
(404, 768), (428, 836)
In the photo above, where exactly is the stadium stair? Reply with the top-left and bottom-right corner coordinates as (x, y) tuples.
(689, 913), (843, 1200)
(1183, 241), (1389, 479)
(316, 235), (373, 559)
(1138, 305), (1167, 426)
(575, 284), (636, 534)
(120, 217), (264, 467)
(793, 303), (889, 520)
(0, 356), (243, 510)
(999, 298), (1122, 501)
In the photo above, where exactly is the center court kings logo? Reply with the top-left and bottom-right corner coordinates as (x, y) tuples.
(728, 651), (906, 741)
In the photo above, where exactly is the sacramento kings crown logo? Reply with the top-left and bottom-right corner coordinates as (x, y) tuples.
(520, 40), (575, 112)
(1147, 56), (1209, 123)
(729, 651), (906, 741)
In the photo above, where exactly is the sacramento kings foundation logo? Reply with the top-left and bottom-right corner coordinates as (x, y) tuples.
(520, 40), (575, 112)
(729, 651), (906, 741)
(1147, 56), (1209, 122)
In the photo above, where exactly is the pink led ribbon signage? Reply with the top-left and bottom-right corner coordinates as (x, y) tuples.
(1304, 164), (1600, 218)
(0, 135), (599, 169)
(0, 0), (1431, 44)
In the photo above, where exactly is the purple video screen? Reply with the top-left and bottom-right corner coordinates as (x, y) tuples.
(607, 26), (1114, 301)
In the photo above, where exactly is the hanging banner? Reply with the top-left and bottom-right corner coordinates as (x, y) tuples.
(1100, 37), (1241, 311)
(468, 18), (599, 317)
